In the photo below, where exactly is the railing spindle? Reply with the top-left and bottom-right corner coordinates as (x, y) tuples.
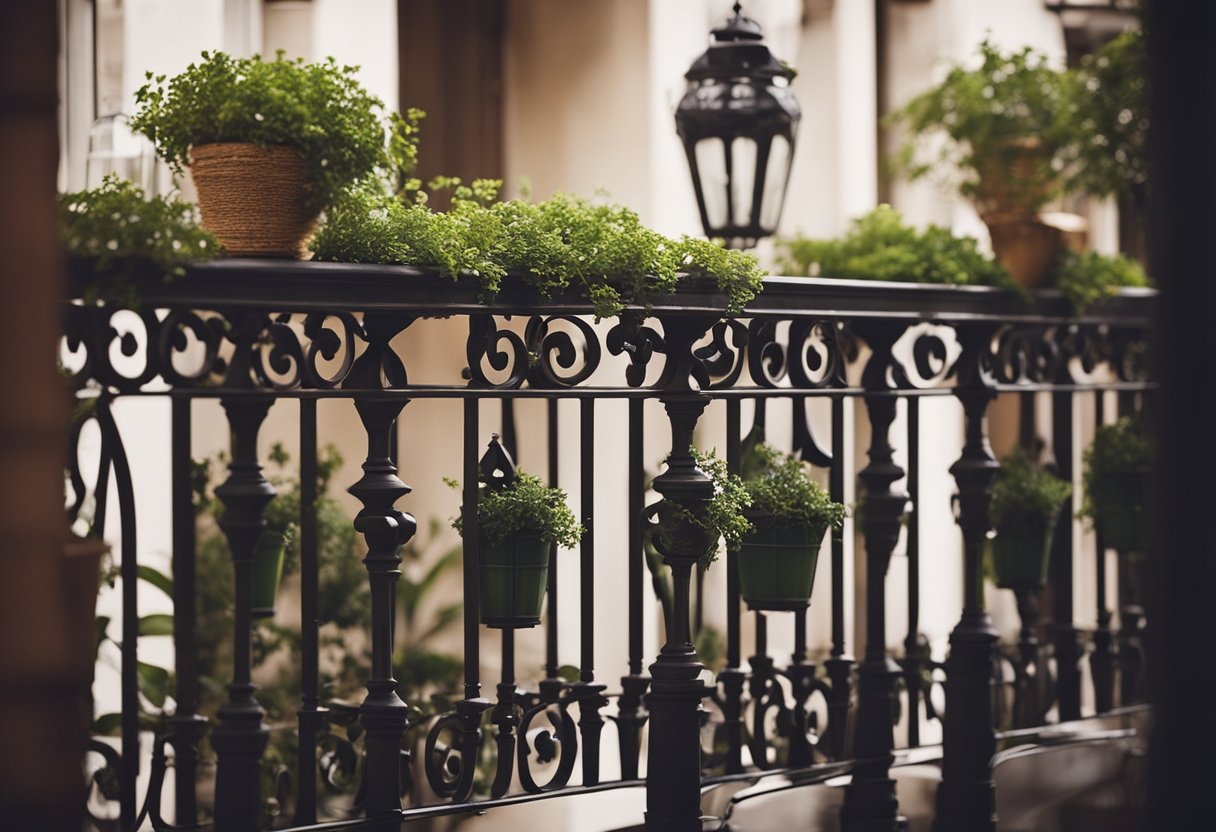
(824, 393), (853, 761)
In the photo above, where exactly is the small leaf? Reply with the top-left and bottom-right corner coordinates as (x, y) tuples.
(92, 712), (123, 736)
(557, 664), (580, 683)
(137, 564), (174, 598)
(137, 661), (170, 708)
(94, 615), (111, 655)
(139, 613), (174, 637)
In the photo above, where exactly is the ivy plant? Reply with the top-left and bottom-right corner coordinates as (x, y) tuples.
(741, 443), (847, 532)
(888, 39), (1080, 210)
(59, 174), (217, 301)
(312, 179), (766, 319)
(131, 51), (413, 213)
(448, 471), (583, 549)
(652, 448), (752, 567)
(778, 205), (1011, 287)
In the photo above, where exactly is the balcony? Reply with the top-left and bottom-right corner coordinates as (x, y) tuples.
(64, 260), (1153, 831)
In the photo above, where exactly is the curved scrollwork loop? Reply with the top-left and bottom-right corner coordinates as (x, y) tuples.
(62, 305), (100, 391)
(84, 739), (125, 828)
(788, 320), (853, 390)
(910, 330), (952, 387)
(302, 312), (362, 389)
(745, 319), (787, 388)
(423, 712), (469, 799)
(1108, 327), (1149, 383)
(516, 694), (579, 793)
(157, 310), (225, 387)
(1056, 323), (1107, 382)
(993, 326), (1061, 385)
(466, 314), (529, 389)
(606, 311), (667, 388)
(746, 661), (789, 771)
(253, 314), (307, 391)
(695, 319), (748, 390)
(78, 307), (162, 393)
(525, 315), (603, 388)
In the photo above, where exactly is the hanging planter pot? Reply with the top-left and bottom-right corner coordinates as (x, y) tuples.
(1091, 467), (1150, 553)
(189, 143), (318, 258)
(251, 529), (287, 619)
(479, 531), (551, 629)
(990, 518), (1055, 590)
(737, 519), (827, 611)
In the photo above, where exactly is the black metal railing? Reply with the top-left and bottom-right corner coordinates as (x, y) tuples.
(64, 261), (1153, 832)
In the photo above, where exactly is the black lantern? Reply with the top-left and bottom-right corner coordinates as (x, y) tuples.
(675, 2), (800, 248)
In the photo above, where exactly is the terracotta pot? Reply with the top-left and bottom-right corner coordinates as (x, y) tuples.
(983, 212), (1064, 289)
(737, 518), (827, 611)
(972, 137), (1056, 215)
(189, 142), (317, 258)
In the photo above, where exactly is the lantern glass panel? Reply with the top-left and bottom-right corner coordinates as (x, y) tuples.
(759, 134), (791, 230)
(731, 137), (757, 228)
(694, 138), (729, 229)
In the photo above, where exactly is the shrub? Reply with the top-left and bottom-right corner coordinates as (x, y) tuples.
(1052, 249), (1148, 313)
(742, 443), (846, 532)
(449, 470), (583, 549)
(988, 448), (1072, 531)
(1081, 418), (1153, 520)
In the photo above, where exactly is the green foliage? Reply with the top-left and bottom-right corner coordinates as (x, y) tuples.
(312, 183), (765, 319)
(59, 175), (217, 299)
(655, 449), (752, 566)
(1081, 418), (1153, 519)
(449, 471), (584, 549)
(778, 205), (1011, 287)
(888, 39), (1080, 208)
(741, 443), (847, 531)
(1070, 30), (1148, 202)
(132, 51), (402, 213)
(988, 448), (1072, 531)
(1052, 249), (1148, 313)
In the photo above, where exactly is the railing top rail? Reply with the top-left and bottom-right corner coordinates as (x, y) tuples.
(70, 258), (1155, 326)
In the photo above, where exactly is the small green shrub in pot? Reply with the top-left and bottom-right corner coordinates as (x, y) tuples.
(987, 449), (1072, 590)
(1082, 418), (1153, 554)
(449, 460), (582, 629)
(738, 444), (846, 611)
(651, 448), (752, 567)
(132, 51), (402, 257)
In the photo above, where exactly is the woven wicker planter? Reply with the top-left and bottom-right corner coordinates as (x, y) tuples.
(189, 142), (317, 258)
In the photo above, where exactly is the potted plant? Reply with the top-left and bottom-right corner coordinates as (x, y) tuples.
(735, 443), (846, 610)
(650, 448), (752, 566)
(449, 451), (583, 629)
(132, 51), (392, 257)
(889, 40), (1081, 288)
(987, 449), (1072, 590)
(1082, 418), (1153, 553)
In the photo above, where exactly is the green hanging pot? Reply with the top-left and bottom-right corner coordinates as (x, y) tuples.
(991, 517), (1055, 590)
(1092, 468), (1149, 553)
(252, 530), (287, 619)
(737, 517), (827, 611)
(479, 531), (551, 629)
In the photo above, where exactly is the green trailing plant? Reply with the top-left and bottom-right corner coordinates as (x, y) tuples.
(1080, 417), (1153, 521)
(778, 205), (1011, 287)
(59, 175), (217, 299)
(131, 51), (411, 213)
(1052, 249), (1148, 313)
(1070, 30), (1148, 204)
(311, 179), (766, 319)
(448, 471), (583, 549)
(888, 39), (1080, 210)
(988, 448), (1072, 531)
(653, 449), (752, 566)
(741, 443), (847, 532)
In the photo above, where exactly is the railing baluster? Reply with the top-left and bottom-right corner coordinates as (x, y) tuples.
(574, 398), (608, 786)
(618, 397), (650, 778)
(824, 393), (853, 761)
(542, 397), (562, 700)
(170, 397), (206, 825)
(902, 395), (923, 749)
(1115, 391), (1145, 705)
(841, 321), (909, 832)
(211, 397), (276, 832)
(1050, 387), (1084, 721)
(294, 398), (327, 825)
(719, 397), (746, 774)
(934, 322), (1001, 832)
(1090, 391), (1116, 713)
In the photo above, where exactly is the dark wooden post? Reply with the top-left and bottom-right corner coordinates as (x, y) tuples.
(934, 322), (1000, 832)
(645, 315), (716, 832)
(841, 320), (909, 832)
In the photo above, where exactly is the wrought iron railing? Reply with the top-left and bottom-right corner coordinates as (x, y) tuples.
(64, 260), (1153, 832)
